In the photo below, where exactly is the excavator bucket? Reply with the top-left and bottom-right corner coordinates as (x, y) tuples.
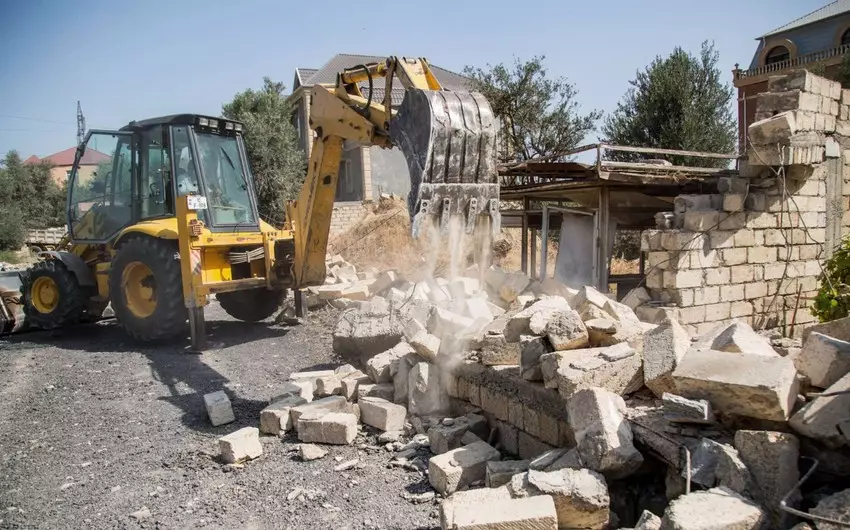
(390, 89), (500, 240)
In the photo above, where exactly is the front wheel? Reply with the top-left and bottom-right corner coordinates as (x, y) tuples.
(21, 259), (88, 329)
(109, 236), (187, 341)
(217, 288), (285, 322)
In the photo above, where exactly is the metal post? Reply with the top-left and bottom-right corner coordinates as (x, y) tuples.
(189, 307), (206, 352)
(521, 197), (530, 273)
(597, 186), (611, 292)
(294, 289), (307, 318)
(541, 204), (549, 280)
(530, 228), (538, 280)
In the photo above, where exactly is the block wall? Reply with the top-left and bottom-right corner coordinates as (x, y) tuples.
(329, 202), (369, 235)
(641, 70), (849, 338)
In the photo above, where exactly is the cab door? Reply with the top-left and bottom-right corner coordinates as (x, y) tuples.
(67, 131), (136, 242)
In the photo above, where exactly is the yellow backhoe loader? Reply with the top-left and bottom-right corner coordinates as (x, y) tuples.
(20, 56), (500, 349)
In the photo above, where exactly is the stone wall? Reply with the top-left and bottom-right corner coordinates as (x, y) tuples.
(641, 70), (849, 338)
(329, 201), (369, 235)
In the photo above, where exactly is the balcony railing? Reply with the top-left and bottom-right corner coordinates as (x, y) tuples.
(734, 44), (850, 81)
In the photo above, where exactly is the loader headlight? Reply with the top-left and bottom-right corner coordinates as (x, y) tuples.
(234, 123), (242, 132)
(198, 117), (209, 127)
(225, 122), (234, 131)
(207, 119), (219, 129)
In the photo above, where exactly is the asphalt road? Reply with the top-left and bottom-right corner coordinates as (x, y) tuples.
(0, 303), (438, 530)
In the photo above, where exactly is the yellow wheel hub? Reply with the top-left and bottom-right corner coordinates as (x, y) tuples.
(122, 261), (157, 318)
(31, 276), (59, 314)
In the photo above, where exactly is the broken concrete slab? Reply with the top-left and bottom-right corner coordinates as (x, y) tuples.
(660, 487), (766, 530)
(708, 321), (778, 357)
(314, 374), (342, 397)
(390, 353), (415, 405)
(546, 310), (589, 351)
(643, 319), (691, 398)
(366, 342), (414, 384)
(340, 374), (369, 401)
(408, 362), (449, 417)
(219, 427), (262, 464)
(482, 332), (520, 366)
(505, 297), (571, 342)
(369, 270), (398, 296)
(510, 468), (610, 530)
(290, 395), (348, 426)
(568, 388), (643, 479)
(429, 414), (488, 455)
(622, 287), (652, 311)
(573, 286), (611, 311)
(428, 306), (475, 339)
(409, 330), (441, 363)
(672, 349), (799, 421)
(683, 438), (727, 487)
(440, 486), (514, 529)
(332, 310), (404, 363)
(797, 331), (850, 389)
(296, 411), (358, 445)
(789, 371), (850, 447)
(520, 335), (553, 381)
(499, 272), (532, 303)
(289, 369), (335, 381)
(428, 440), (501, 495)
(259, 395), (308, 435)
(359, 396), (407, 432)
(355, 382), (394, 402)
(204, 391), (235, 427)
(662, 393), (715, 424)
(297, 443), (327, 461)
(486, 460), (531, 488)
(714, 443), (756, 499)
(545, 449), (583, 472)
(735, 430), (800, 529)
(548, 343), (643, 398)
(635, 510), (662, 530)
(271, 381), (314, 404)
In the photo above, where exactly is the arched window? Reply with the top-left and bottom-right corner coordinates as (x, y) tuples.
(841, 28), (850, 46)
(765, 45), (790, 65)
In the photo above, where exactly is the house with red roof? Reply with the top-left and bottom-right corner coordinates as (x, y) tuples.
(24, 146), (111, 186)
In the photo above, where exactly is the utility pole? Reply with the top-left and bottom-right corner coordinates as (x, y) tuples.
(76, 101), (86, 145)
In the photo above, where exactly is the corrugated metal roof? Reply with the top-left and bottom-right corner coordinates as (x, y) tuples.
(298, 54), (472, 105)
(760, 0), (850, 38)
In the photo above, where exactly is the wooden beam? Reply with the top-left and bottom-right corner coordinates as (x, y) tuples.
(599, 143), (737, 160)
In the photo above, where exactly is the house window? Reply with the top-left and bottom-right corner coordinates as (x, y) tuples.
(65, 169), (72, 180)
(765, 45), (790, 65)
(290, 109), (302, 142)
(842, 29), (850, 46)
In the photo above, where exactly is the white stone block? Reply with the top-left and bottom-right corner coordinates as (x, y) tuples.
(358, 396), (406, 432)
(204, 391), (235, 427)
(428, 440), (501, 495)
(219, 427), (262, 463)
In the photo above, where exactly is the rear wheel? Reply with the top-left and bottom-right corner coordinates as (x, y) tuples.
(109, 236), (187, 341)
(217, 288), (285, 322)
(22, 260), (87, 329)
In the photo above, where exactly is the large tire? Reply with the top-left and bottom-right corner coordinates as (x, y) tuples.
(217, 288), (285, 322)
(109, 236), (187, 341)
(21, 259), (88, 329)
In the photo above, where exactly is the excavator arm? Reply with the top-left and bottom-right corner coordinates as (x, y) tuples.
(286, 56), (500, 287)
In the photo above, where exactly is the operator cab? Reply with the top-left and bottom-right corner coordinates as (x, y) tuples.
(67, 114), (259, 243)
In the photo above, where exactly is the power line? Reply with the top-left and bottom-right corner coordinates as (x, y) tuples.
(0, 127), (72, 132)
(0, 113), (76, 125)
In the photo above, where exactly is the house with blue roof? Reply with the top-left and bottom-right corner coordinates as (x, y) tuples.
(734, 0), (850, 148)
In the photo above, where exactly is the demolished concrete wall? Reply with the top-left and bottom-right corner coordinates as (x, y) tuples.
(640, 69), (849, 338)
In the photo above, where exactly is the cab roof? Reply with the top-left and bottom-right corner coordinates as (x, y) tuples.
(119, 114), (244, 131)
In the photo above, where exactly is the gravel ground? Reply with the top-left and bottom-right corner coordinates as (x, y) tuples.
(0, 303), (438, 530)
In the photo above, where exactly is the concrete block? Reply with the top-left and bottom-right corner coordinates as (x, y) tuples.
(290, 395), (348, 425)
(314, 374), (342, 397)
(664, 270), (703, 289)
(204, 390), (235, 427)
(408, 362), (449, 416)
(719, 212), (746, 231)
(219, 427), (262, 463)
(709, 321), (778, 357)
(410, 330), (441, 363)
(528, 449), (570, 471)
(428, 440), (501, 495)
(662, 393), (714, 424)
(546, 310), (588, 350)
(789, 371), (850, 448)
(672, 349), (799, 421)
(499, 271), (532, 303)
(797, 331), (850, 388)
(358, 396), (406, 432)
(486, 460), (531, 488)
(391, 353), (415, 404)
(332, 310), (404, 361)
(520, 334), (553, 381)
(505, 297), (571, 342)
(768, 70), (816, 93)
(356, 382), (394, 402)
(518, 431), (555, 460)
(448, 494), (559, 530)
(296, 411), (357, 445)
(440, 486), (513, 528)
(734, 430), (800, 529)
(635, 510), (662, 530)
(480, 385), (509, 421)
(429, 415), (486, 455)
(271, 380), (314, 404)
(340, 373), (368, 401)
(660, 487), (765, 530)
(723, 193), (746, 212)
(811, 490), (850, 530)
(482, 333), (520, 366)
(748, 111), (797, 145)
(683, 210), (721, 231)
(644, 319), (691, 397)
(545, 343), (643, 398)
(366, 342), (414, 383)
(510, 469), (610, 530)
(428, 306), (475, 339)
(259, 395), (308, 435)
(622, 287), (652, 311)
(567, 388), (643, 479)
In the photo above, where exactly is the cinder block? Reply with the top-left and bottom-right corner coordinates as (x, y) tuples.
(693, 286), (720, 305)
(480, 386), (509, 421)
(219, 427), (262, 463)
(721, 248), (748, 266)
(428, 441), (501, 495)
(731, 301), (754, 318)
(747, 212), (778, 229)
(746, 193), (768, 212)
(748, 247), (776, 264)
(704, 302), (731, 322)
(684, 210), (721, 231)
(708, 230), (736, 249)
(204, 391), (235, 427)
(705, 267), (731, 285)
(297, 411), (358, 445)
(260, 395), (308, 435)
(664, 270), (703, 289)
(744, 282), (768, 300)
(720, 284), (746, 302)
(731, 265), (755, 283)
(719, 213), (747, 230)
(518, 431), (555, 461)
(679, 306), (707, 325)
(359, 397), (406, 432)
(733, 230), (755, 247)
(641, 230), (664, 251)
(723, 194), (746, 212)
(690, 248), (718, 269)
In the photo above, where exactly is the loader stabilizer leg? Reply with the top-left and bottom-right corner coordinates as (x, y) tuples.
(391, 88), (500, 239)
(188, 306), (206, 352)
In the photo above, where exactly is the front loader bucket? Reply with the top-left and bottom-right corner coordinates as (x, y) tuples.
(390, 89), (500, 240)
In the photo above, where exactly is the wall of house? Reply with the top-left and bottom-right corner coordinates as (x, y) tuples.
(336, 143), (364, 202)
(53, 165), (95, 187)
(643, 71), (847, 338)
(748, 13), (850, 69)
(329, 201), (368, 234)
(368, 146), (410, 200)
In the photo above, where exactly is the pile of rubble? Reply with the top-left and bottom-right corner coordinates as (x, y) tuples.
(207, 253), (849, 529)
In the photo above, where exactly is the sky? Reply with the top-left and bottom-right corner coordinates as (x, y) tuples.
(0, 0), (828, 159)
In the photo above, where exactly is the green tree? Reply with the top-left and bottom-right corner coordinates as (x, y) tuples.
(463, 56), (602, 162)
(0, 151), (66, 250)
(222, 78), (306, 226)
(602, 41), (736, 167)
